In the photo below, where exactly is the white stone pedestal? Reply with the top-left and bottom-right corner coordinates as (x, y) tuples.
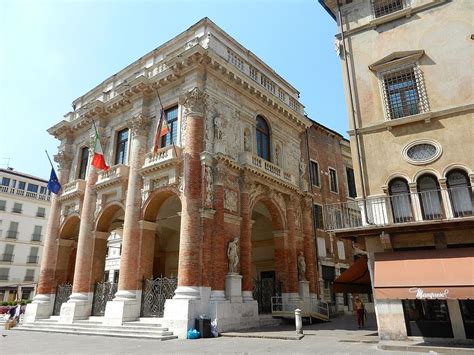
(103, 290), (142, 326)
(298, 281), (310, 313)
(59, 292), (93, 324)
(225, 273), (242, 303)
(24, 293), (55, 323)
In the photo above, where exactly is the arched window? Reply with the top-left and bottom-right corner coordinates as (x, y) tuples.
(447, 169), (473, 217)
(417, 174), (443, 220)
(389, 178), (413, 223)
(256, 116), (271, 161)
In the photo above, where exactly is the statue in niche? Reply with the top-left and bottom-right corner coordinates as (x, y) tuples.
(297, 251), (307, 281)
(214, 112), (224, 141)
(275, 145), (281, 166)
(227, 237), (240, 274)
(243, 129), (251, 152)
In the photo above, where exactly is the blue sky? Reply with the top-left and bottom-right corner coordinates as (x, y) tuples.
(0, 0), (345, 179)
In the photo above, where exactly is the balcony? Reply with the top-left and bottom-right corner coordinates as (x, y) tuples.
(0, 274), (8, 281)
(0, 253), (14, 262)
(24, 275), (34, 282)
(141, 145), (182, 174)
(239, 152), (296, 186)
(6, 230), (18, 239)
(0, 185), (51, 202)
(324, 187), (473, 232)
(59, 179), (86, 200)
(27, 255), (39, 264)
(31, 234), (42, 242)
(96, 164), (130, 189)
(12, 207), (22, 214)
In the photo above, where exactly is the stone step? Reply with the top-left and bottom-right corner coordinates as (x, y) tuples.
(34, 319), (166, 330)
(19, 323), (170, 334)
(14, 326), (178, 340)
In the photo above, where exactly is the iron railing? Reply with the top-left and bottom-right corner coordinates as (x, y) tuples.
(27, 255), (39, 264)
(53, 284), (72, 315)
(1, 253), (14, 262)
(31, 234), (42, 242)
(324, 187), (473, 231)
(6, 230), (18, 239)
(141, 277), (177, 317)
(270, 296), (329, 319)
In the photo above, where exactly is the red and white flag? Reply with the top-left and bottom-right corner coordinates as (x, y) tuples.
(152, 107), (169, 154)
(91, 127), (109, 171)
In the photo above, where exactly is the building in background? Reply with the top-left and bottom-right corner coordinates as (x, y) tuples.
(0, 168), (51, 302)
(320, 0), (473, 341)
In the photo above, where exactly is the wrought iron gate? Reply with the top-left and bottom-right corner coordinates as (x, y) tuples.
(92, 282), (117, 316)
(53, 283), (72, 315)
(141, 277), (177, 317)
(253, 278), (282, 314)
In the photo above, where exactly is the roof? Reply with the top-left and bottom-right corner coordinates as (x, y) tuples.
(318, 0), (337, 20)
(305, 115), (349, 142)
(0, 168), (48, 184)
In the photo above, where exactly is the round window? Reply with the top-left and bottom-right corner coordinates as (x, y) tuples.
(402, 140), (442, 165)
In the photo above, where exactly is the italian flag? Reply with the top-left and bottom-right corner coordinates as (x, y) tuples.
(91, 131), (109, 171)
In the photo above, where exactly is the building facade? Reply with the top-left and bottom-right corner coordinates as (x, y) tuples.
(320, 0), (473, 341)
(0, 168), (51, 302)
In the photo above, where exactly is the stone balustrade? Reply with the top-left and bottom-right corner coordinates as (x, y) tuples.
(96, 164), (130, 187)
(0, 185), (51, 202)
(239, 152), (296, 186)
(61, 179), (86, 198)
(142, 145), (182, 172)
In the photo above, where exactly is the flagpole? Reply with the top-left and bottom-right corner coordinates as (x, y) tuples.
(155, 88), (178, 158)
(45, 150), (55, 169)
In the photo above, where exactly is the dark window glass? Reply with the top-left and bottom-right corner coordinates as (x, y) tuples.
(310, 161), (320, 186)
(78, 147), (89, 179)
(447, 169), (473, 217)
(389, 178), (413, 223)
(256, 116), (271, 161)
(402, 299), (453, 338)
(160, 106), (179, 147)
(373, 0), (404, 18)
(12, 203), (22, 214)
(18, 181), (26, 190)
(313, 204), (324, 230)
(1, 177), (10, 187)
(114, 270), (119, 283)
(417, 174), (443, 220)
(115, 129), (129, 165)
(27, 184), (38, 193)
(384, 68), (420, 119)
(346, 167), (357, 198)
(329, 168), (338, 193)
(40, 186), (47, 195)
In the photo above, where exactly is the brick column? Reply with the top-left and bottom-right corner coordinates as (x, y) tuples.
(273, 230), (289, 293)
(90, 232), (109, 284)
(54, 240), (76, 285)
(175, 88), (207, 299)
(138, 221), (158, 280)
(25, 151), (72, 322)
(302, 197), (317, 295)
(285, 196), (299, 296)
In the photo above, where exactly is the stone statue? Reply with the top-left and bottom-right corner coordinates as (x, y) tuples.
(275, 145), (281, 166)
(297, 251), (307, 281)
(227, 237), (239, 274)
(243, 129), (251, 152)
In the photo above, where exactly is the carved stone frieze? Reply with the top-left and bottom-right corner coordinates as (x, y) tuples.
(54, 150), (73, 170)
(128, 113), (151, 137)
(224, 189), (238, 213)
(180, 87), (207, 116)
(204, 166), (213, 208)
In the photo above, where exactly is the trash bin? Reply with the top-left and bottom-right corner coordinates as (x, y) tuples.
(195, 317), (212, 338)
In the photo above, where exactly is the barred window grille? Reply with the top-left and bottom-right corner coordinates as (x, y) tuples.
(381, 65), (428, 120)
(372, 0), (404, 18)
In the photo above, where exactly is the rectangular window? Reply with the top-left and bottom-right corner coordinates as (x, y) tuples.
(24, 269), (35, 282)
(2, 244), (14, 262)
(28, 247), (39, 264)
(115, 128), (129, 165)
(372, 0), (404, 18)
(7, 221), (18, 239)
(313, 204), (324, 230)
(36, 207), (46, 218)
(317, 237), (327, 257)
(104, 271), (110, 282)
(329, 168), (338, 193)
(1, 177), (10, 187)
(27, 183), (39, 193)
(346, 167), (357, 198)
(337, 240), (346, 260)
(40, 186), (47, 195)
(0, 200), (5, 211)
(32, 225), (42, 241)
(78, 146), (89, 179)
(114, 270), (119, 283)
(161, 106), (179, 148)
(12, 202), (22, 214)
(18, 181), (26, 190)
(0, 268), (9, 281)
(310, 161), (320, 187)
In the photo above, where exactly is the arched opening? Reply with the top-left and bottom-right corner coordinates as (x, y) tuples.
(251, 199), (284, 314)
(388, 178), (413, 223)
(256, 115), (271, 161)
(417, 174), (443, 220)
(446, 169), (473, 217)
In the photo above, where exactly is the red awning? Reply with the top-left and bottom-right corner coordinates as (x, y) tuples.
(333, 256), (372, 294)
(374, 248), (474, 300)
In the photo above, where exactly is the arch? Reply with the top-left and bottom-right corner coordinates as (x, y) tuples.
(251, 194), (285, 230)
(446, 169), (473, 217)
(388, 177), (413, 223)
(412, 168), (441, 183)
(95, 201), (125, 232)
(385, 172), (412, 186)
(256, 115), (271, 161)
(442, 164), (473, 178)
(142, 186), (181, 222)
(59, 215), (81, 240)
(416, 173), (444, 220)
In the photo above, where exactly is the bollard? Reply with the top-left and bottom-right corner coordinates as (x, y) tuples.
(295, 308), (303, 335)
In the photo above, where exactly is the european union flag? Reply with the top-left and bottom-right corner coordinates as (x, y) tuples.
(48, 167), (61, 194)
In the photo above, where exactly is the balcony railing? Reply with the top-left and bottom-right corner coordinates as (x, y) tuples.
(6, 230), (18, 239)
(97, 164), (130, 186)
(0, 253), (14, 262)
(142, 145), (182, 171)
(24, 276), (34, 282)
(0, 274), (8, 281)
(27, 255), (39, 264)
(324, 187), (473, 231)
(12, 207), (22, 214)
(0, 185), (50, 202)
(31, 234), (42, 242)
(61, 179), (86, 198)
(239, 152), (296, 186)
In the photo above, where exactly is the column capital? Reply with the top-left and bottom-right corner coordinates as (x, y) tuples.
(54, 150), (73, 171)
(128, 113), (151, 137)
(179, 87), (207, 116)
(239, 172), (253, 193)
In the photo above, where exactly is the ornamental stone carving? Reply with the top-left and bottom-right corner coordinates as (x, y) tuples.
(180, 87), (207, 116)
(128, 114), (151, 137)
(54, 150), (73, 170)
(297, 251), (307, 281)
(224, 189), (238, 213)
(227, 237), (240, 274)
(243, 128), (251, 152)
(204, 166), (214, 208)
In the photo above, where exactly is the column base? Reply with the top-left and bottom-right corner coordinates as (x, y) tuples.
(242, 290), (254, 303)
(59, 292), (93, 324)
(210, 290), (226, 301)
(173, 286), (202, 300)
(225, 273), (243, 303)
(103, 290), (142, 326)
(24, 293), (55, 323)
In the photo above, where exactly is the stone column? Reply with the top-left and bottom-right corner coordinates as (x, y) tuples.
(103, 114), (150, 325)
(409, 183), (423, 221)
(59, 167), (98, 323)
(438, 178), (454, 219)
(25, 150), (72, 323)
(239, 174), (253, 302)
(301, 197), (317, 296)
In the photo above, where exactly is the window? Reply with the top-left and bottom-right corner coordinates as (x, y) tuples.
(12, 202), (22, 214)
(447, 169), (473, 217)
(0, 200), (5, 211)
(114, 270), (119, 283)
(372, 0), (404, 18)
(32, 225), (42, 241)
(40, 186), (47, 195)
(7, 221), (18, 239)
(417, 174), (443, 220)
(115, 128), (129, 165)
(389, 178), (413, 223)
(0, 268), (9, 281)
(104, 271), (110, 282)
(256, 116), (271, 161)
(313, 204), (324, 230)
(27, 183), (38, 193)
(329, 168), (338, 193)
(36, 207), (46, 218)
(18, 181), (26, 190)
(1, 177), (10, 187)
(337, 240), (346, 260)
(78, 146), (89, 179)
(317, 237), (327, 257)
(27, 246), (39, 264)
(24, 269), (35, 282)
(2, 244), (14, 262)
(346, 167), (357, 198)
(310, 161), (320, 187)
(161, 106), (179, 148)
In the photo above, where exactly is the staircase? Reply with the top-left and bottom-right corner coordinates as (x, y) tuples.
(14, 317), (178, 340)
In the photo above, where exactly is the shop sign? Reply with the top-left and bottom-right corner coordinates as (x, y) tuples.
(409, 287), (449, 299)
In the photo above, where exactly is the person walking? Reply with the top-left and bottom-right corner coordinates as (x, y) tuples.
(354, 296), (365, 329)
(4, 301), (21, 330)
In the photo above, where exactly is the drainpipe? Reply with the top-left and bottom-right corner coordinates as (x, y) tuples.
(336, 1), (370, 225)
